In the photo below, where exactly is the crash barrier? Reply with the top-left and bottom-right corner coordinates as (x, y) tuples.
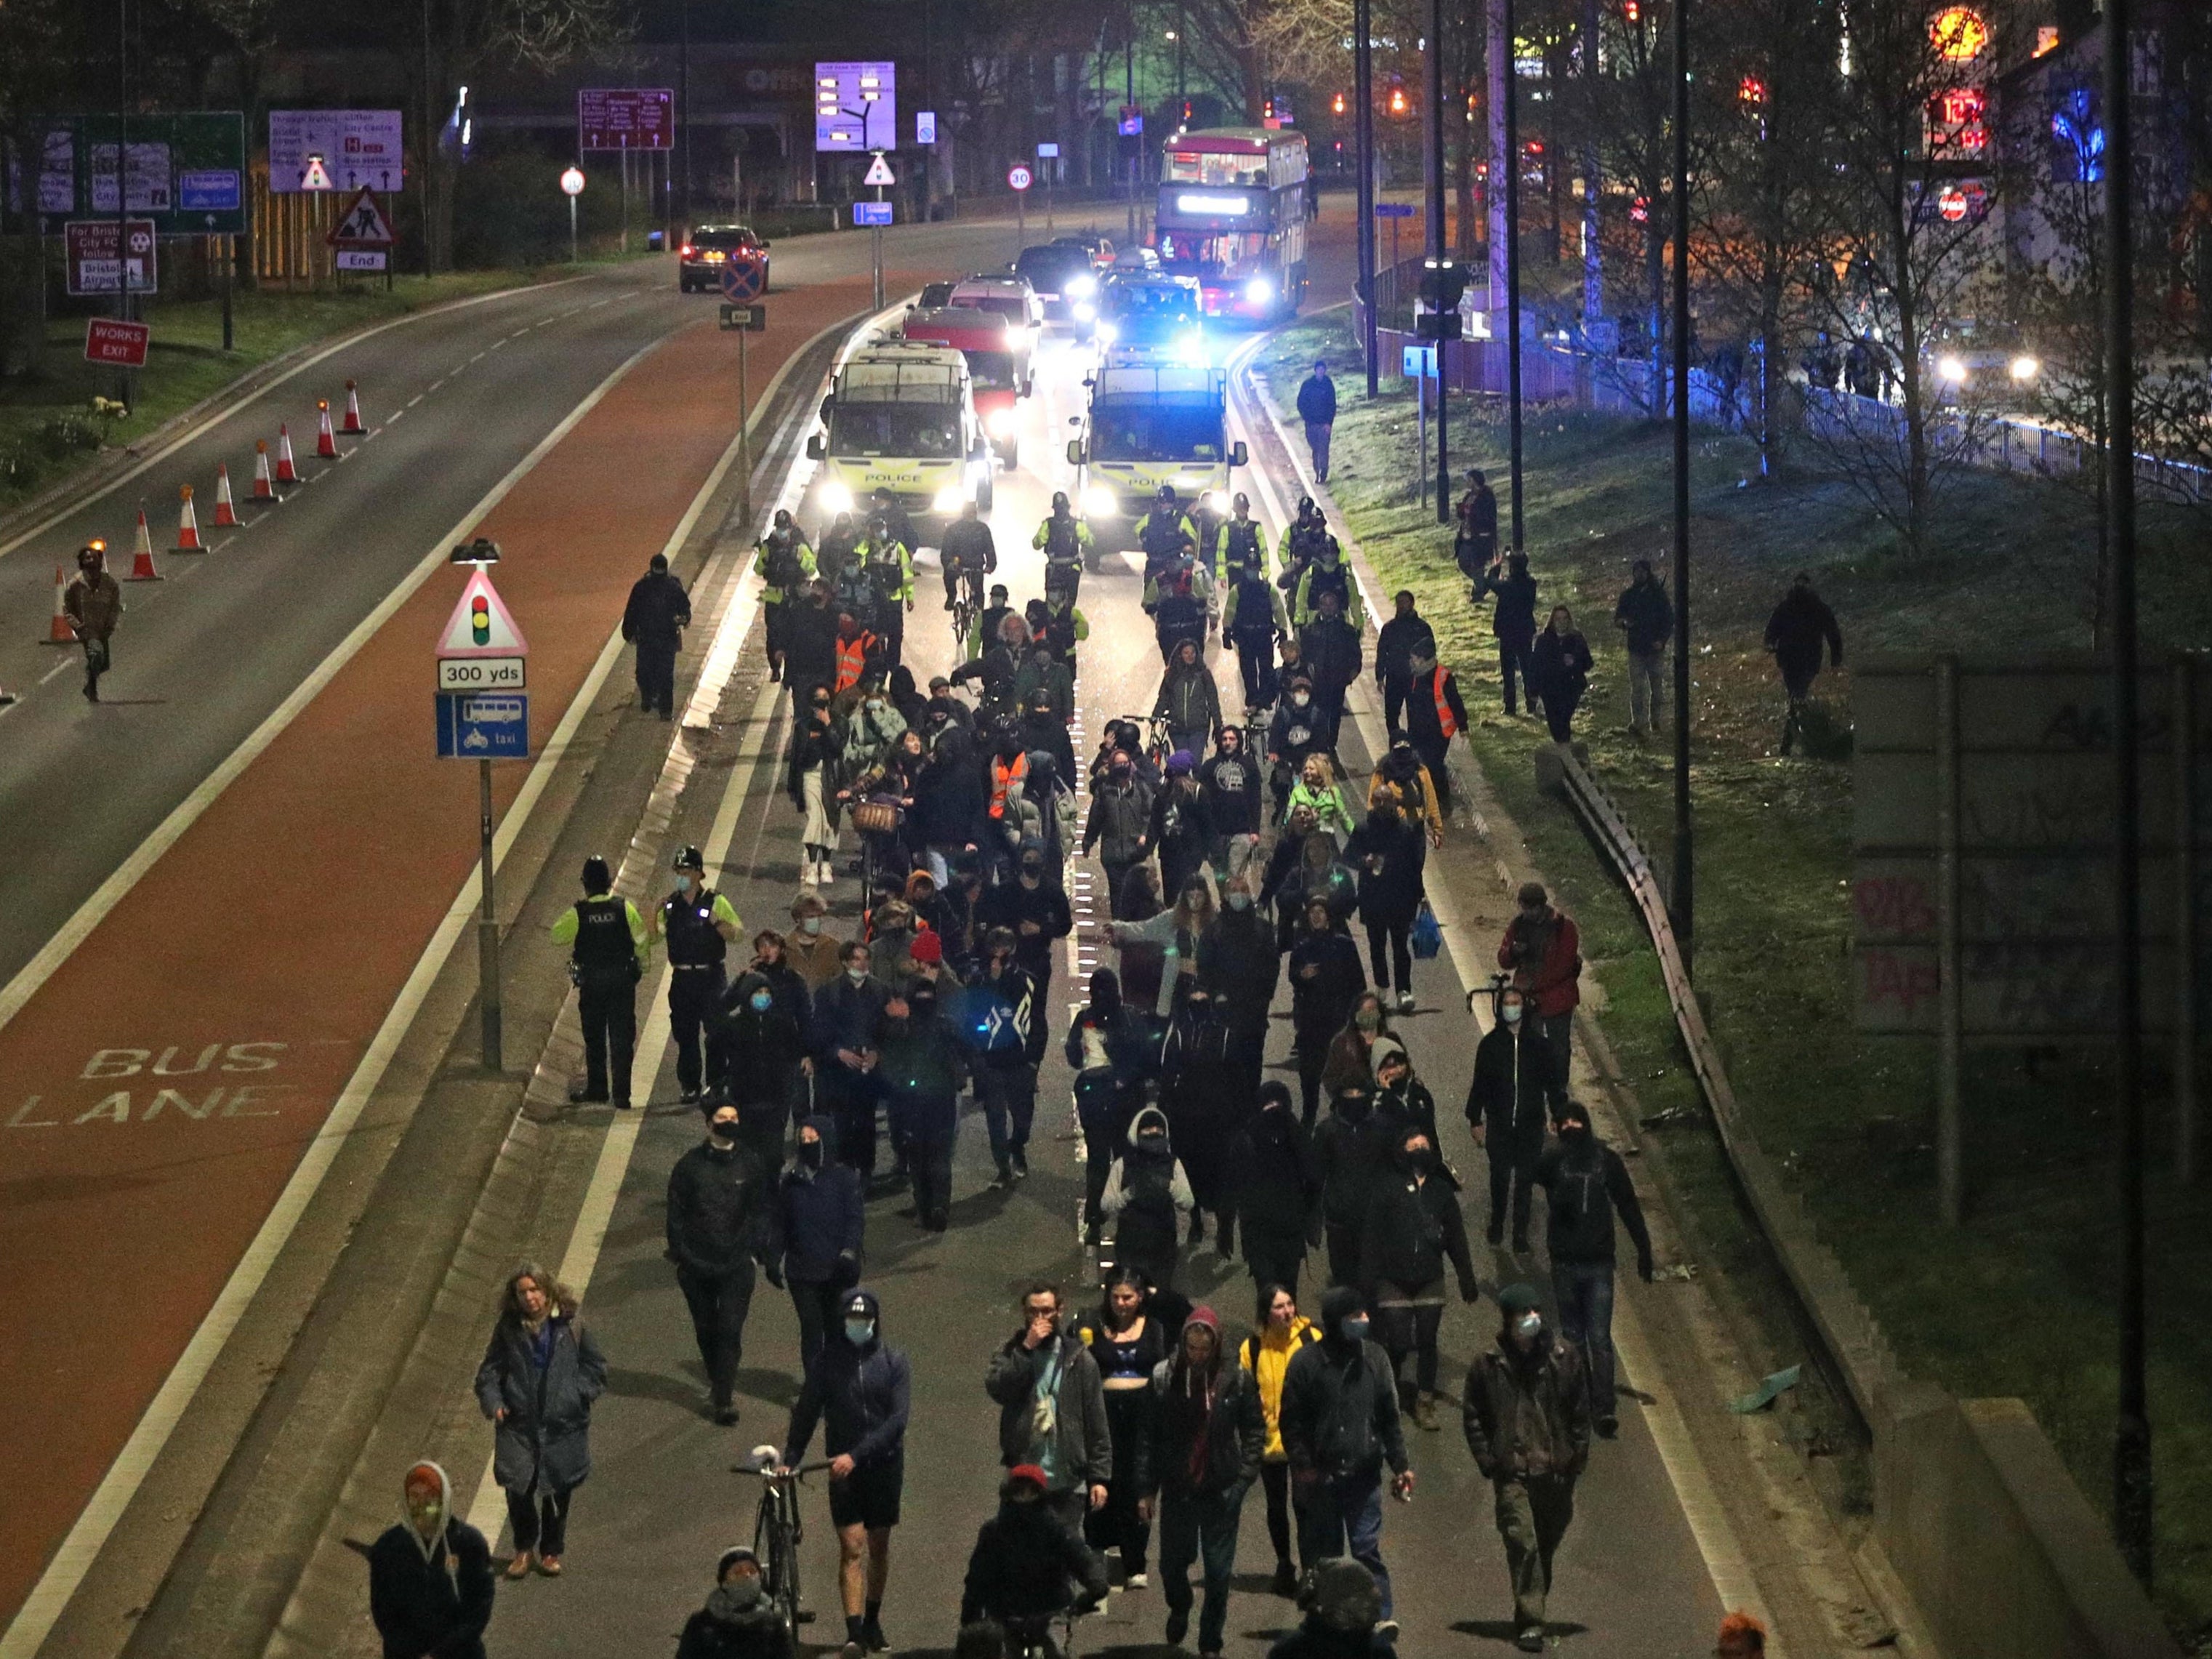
(1545, 747), (2181, 1659)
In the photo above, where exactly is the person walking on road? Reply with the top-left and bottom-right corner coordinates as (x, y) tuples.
(1535, 1099), (1654, 1437)
(1473, 553), (1539, 717)
(1241, 1284), (1322, 1594)
(64, 542), (122, 703)
(474, 1264), (605, 1580)
(1297, 360), (1338, 483)
(1083, 750), (1156, 923)
(1529, 606), (1592, 748)
(940, 499), (998, 610)
(657, 845), (742, 1104)
(1399, 650), (1469, 819)
(765, 1116), (865, 1377)
(813, 941), (892, 1181)
(1763, 571), (1844, 755)
(1142, 1305), (1264, 1658)
(715, 947), (808, 1160)
(1465, 987), (1553, 1250)
(1072, 1267), (1171, 1588)
(1612, 559), (1674, 736)
(1103, 1104), (1197, 1293)
(1345, 800), (1425, 1014)
(1309, 1080), (1395, 1295)
(1223, 553), (1290, 710)
(667, 1102), (773, 1425)
(369, 1461), (494, 1659)
(1359, 1127), (1481, 1431)
(1068, 968), (1154, 1243)
(1461, 1283), (1592, 1653)
(962, 927), (1042, 1189)
(623, 550), (691, 719)
(675, 1546), (794, 1659)
(552, 856), (649, 1109)
(789, 683), (841, 888)
(1299, 589), (1364, 758)
(781, 1288), (911, 1658)
(1497, 883), (1580, 1112)
(1374, 592), (1436, 744)
(785, 891), (844, 989)
(875, 976), (968, 1231)
(1287, 896), (1365, 1127)
(1154, 638), (1223, 760)
(985, 1282), (1115, 1537)
(782, 580), (842, 716)
(1279, 1284), (1413, 1635)
(757, 510), (816, 686)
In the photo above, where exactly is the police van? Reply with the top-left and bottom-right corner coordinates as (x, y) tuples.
(808, 341), (994, 523)
(1064, 359), (1247, 550)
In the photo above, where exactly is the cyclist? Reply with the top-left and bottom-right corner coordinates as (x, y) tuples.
(1133, 484), (1197, 582)
(858, 515), (915, 668)
(941, 499), (997, 613)
(757, 510), (816, 686)
(958, 1465), (1109, 1657)
(675, 1545), (795, 1658)
(1218, 492), (1266, 584)
(780, 1290), (910, 1659)
(1032, 491), (1093, 592)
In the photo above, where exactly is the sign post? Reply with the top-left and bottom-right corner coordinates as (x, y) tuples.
(718, 255), (768, 519)
(1037, 141), (1060, 233)
(861, 152), (895, 310)
(1008, 164), (1031, 253)
(436, 554), (528, 1072)
(560, 166), (586, 262)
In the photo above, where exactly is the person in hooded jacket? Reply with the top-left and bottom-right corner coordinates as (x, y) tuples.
(1367, 742), (1444, 848)
(1360, 1125), (1481, 1431)
(1321, 992), (1395, 1104)
(474, 1265), (606, 1578)
(1344, 800), (1427, 1013)
(667, 1103), (773, 1425)
(1197, 724), (1264, 876)
(1102, 1104), (1197, 1291)
(1140, 1306), (1265, 1658)
(1159, 984), (1243, 1251)
(1763, 571), (1843, 755)
(1473, 553), (1540, 717)
(1083, 750), (1155, 920)
(716, 957), (808, 1166)
(958, 1464), (1110, 1641)
(1071, 1267), (1172, 1586)
(1266, 1557), (1395, 1658)
(1535, 1099), (1654, 1438)
(765, 1116), (865, 1376)
(960, 925), (1042, 1186)
(1066, 968), (1155, 1242)
(788, 682), (842, 887)
(1465, 986), (1553, 1250)
(782, 1289), (911, 1658)
(1154, 638), (1223, 759)
(911, 724), (989, 885)
(1197, 875), (1280, 1101)
(1233, 1084), (1318, 1297)
(675, 1546), (795, 1659)
(1148, 752), (1215, 908)
(1287, 896), (1366, 1128)
(369, 1460), (494, 1659)
(874, 981), (969, 1231)
(1266, 813), (1359, 953)
(1370, 1047), (1439, 1150)
(1018, 688), (1079, 798)
(1309, 1081), (1396, 1289)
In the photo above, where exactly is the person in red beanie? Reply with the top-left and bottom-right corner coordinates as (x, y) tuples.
(960, 1463), (1109, 1643)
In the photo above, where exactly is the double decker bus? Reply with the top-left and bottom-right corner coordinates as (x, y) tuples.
(1153, 126), (1311, 324)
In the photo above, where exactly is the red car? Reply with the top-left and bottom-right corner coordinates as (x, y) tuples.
(900, 307), (1027, 467)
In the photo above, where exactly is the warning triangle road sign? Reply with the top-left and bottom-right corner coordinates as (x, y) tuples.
(300, 154), (334, 190)
(329, 187), (396, 247)
(863, 153), (896, 188)
(438, 567), (529, 659)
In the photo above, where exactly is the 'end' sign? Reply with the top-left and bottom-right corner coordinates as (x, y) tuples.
(85, 318), (150, 368)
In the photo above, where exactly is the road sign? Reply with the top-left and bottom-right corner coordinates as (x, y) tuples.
(862, 153), (896, 188)
(64, 220), (157, 296)
(578, 88), (674, 151)
(720, 251), (768, 303)
(438, 566), (528, 660)
(336, 249), (389, 272)
(84, 318), (150, 368)
(327, 187), (395, 246)
(1008, 165), (1033, 192)
(438, 656), (526, 693)
(815, 63), (896, 153)
(853, 201), (893, 227)
(178, 169), (241, 212)
(1037, 142), (1061, 159)
(1401, 344), (1438, 379)
(1374, 201), (1416, 219)
(719, 304), (768, 332)
(31, 113), (247, 234)
(917, 111), (937, 145)
(269, 109), (404, 193)
(435, 692), (530, 760)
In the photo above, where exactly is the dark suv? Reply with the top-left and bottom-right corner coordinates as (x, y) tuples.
(1014, 243), (1101, 332)
(679, 225), (770, 293)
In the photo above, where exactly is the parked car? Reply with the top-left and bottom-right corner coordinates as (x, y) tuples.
(680, 225), (770, 293)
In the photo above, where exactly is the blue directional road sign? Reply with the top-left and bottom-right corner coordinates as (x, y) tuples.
(1402, 344), (1438, 379)
(436, 691), (530, 759)
(1374, 202), (1416, 220)
(853, 201), (893, 227)
(720, 252), (767, 303)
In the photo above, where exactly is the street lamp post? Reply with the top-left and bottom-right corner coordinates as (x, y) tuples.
(1504, 0), (1524, 553)
(1356, 0), (1377, 395)
(1668, 0), (1693, 968)
(1427, 0), (1448, 521)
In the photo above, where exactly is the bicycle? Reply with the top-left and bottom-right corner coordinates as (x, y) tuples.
(733, 1449), (831, 1637)
(950, 584), (981, 659)
(998, 1596), (1101, 1659)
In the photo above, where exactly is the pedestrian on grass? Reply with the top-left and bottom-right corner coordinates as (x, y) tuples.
(1374, 592), (1436, 743)
(1473, 553), (1539, 717)
(1266, 1558), (1393, 1658)
(551, 856), (649, 1110)
(1535, 1099), (1654, 1437)
(1455, 470), (1498, 580)
(1497, 883), (1580, 1112)
(657, 844), (743, 1105)
(765, 1115), (865, 1377)
(675, 1546), (794, 1659)
(474, 1264), (604, 1580)
(1103, 1104), (1197, 1292)
(781, 1289), (910, 1658)
(64, 542), (121, 703)
(1359, 1126), (1481, 1431)
(984, 1282), (1114, 1536)
(1239, 1283), (1322, 1594)
(369, 1461), (494, 1659)
(1298, 359), (1338, 482)
(1529, 606), (1592, 747)
(1763, 571), (1843, 755)
(1143, 1305), (1264, 1658)
(667, 1102), (772, 1425)
(1465, 987), (1553, 1251)
(622, 550), (691, 719)
(1462, 1283), (1591, 1653)
(1072, 1266), (1172, 1588)
(1612, 559), (1673, 736)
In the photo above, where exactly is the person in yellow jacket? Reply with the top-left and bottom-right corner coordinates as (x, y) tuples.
(1033, 491), (1095, 572)
(856, 517), (915, 668)
(1367, 742), (1445, 845)
(551, 855), (653, 1109)
(1133, 484), (1197, 579)
(1241, 1280), (1322, 1596)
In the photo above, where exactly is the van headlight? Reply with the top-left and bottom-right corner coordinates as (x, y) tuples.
(1202, 490), (1228, 514)
(1081, 485), (1118, 518)
(986, 406), (1017, 438)
(1067, 273), (1098, 298)
(1073, 300), (1097, 322)
(1245, 276), (1272, 306)
(932, 483), (967, 513)
(819, 478), (853, 515)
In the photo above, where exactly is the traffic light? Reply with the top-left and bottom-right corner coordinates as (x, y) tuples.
(1388, 85), (1408, 116)
(1417, 259), (1468, 340)
(1332, 91), (1346, 115)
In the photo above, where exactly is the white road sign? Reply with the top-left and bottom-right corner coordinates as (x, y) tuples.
(269, 110), (405, 193)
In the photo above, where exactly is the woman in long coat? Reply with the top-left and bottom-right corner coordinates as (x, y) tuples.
(474, 1262), (606, 1578)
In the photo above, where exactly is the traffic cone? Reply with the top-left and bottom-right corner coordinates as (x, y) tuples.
(173, 484), (203, 552)
(315, 401), (337, 459)
(275, 425), (299, 485)
(212, 463), (241, 526)
(126, 509), (163, 581)
(44, 565), (75, 644)
(340, 379), (366, 435)
(252, 441), (277, 501)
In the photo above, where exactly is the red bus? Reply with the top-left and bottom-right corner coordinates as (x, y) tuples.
(1153, 127), (1311, 324)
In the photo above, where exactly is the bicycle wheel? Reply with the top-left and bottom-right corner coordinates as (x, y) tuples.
(775, 1491), (804, 1632)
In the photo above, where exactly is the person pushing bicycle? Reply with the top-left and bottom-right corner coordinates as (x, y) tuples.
(959, 1464), (1109, 1659)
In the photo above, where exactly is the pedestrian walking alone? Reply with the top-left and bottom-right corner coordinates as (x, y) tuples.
(1535, 1099), (1654, 1437)
(765, 1115), (864, 1378)
(1298, 359), (1338, 483)
(1529, 607), (1592, 747)
(473, 1264), (606, 1580)
(623, 550), (691, 718)
(369, 1461), (494, 1659)
(667, 1101), (773, 1425)
(1455, 470), (1498, 581)
(1763, 571), (1843, 754)
(1473, 553), (1538, 716)
(551, 856), (650, 1109)
(1465, 987), (1553, 1250)
(1612, 559), (1673, 736)
(64, 542), (122, 702)
(1142, 1305), (1263, 1658)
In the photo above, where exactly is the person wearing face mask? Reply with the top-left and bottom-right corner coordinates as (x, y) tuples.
(976, 848), (1073, 1007)
(1147, 751), (1215, 906)
(1266, 677), (1329, 822)
(781, 578), (843, 715)
(675, 1544), (795, 1659)
(785, 891), (845, 989)
(1071, 1267), (1172, 1588)
(1465, 986), (1552, 1250)
(1497, 882), (1582, 1112)
(1267, 1556), (1395, 1658)
(666, 1105), (773, 1426)
(1298, 586), (1364, 756)
(1535, 1099), (1653, 1438)
(1066, 968), (1156, 1243)
(656, 845), (744, 1104)
(958, 1463), (1111, 1642)
(789, 683), (842, 887)
(1462, 1283), (1591, 1653)
(715, 951), (808, 1166)
(957, 926), (1040, 1186)
(1279, 1285), (1412, 1636)
(874, 979), (968, 1231)
(1344, 800), (1426, 1015)
(1322, 990), (1396, 1105)
(1359, 1128), (1481, 1431)
(622, 550), (691, 718)
(1287, 893), (1365, 1126)
(1308, 1079), (1396, 1288)
(550, 855), (651, 1110)
(1103, 1104), (1197, 1290)
(765, 1117), (866, 1375)
(1139, 1306), (1264, 1658)
(1370, 1048), (1439, 1149)
(985, 1283), (1115, 1536)
(1197, 725), (1263, 877)
(369, 1461), (494, 1659)
(1196, 876), (1279, 1102)
(812, 942), (891, 1181)
(1083, 750), (1156, 922)
(780, 1290), (911, 1658)
(1367, 739), (1444, 848)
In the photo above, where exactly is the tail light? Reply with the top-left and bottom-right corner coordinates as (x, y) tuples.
(679, 243), (696, 258)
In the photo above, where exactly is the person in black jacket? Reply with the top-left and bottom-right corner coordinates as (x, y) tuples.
(1474, 553), (1539, 716)
(1455, 470), (1498, 580)
(765, 1116), (865, 1375)
(1148, 753), (1215, 907)
(717, 961), (807, 1160)
(1344, 800), (1426, 1013)
(622, 550), (691, 718)
(1266, 1557), (1396, 1658)
(1197, 724), (1265, 875)
(369, 1461), (494, 1659)
(1233, 1082), (1318, 1297)
(976, 850), (1074, 1027)
(1067, 969), (1154, 1242)
(1140, 1306), (1265, 1655)
(1298, 589), (1364, 756)
(1359, 1127), (1481, 1431)
(912, 725), (989, 876)
(959, 1464), (1110, 1636)
(1309, 1083), (1396, 1289)
(1197, 877), (1280, 1096)
(1374, 592), (1437, 743)
(667, 1103), (773, 1425)
(1287, 895), (1365, 1127)
(1763, 571), (1843, 755)
(781, 1289), (911, 1656)
(1529, 607), (1593, 747)
(674, 1546), (795, 1659)
(1535, 1100), (1654, 1437)
(1370, 1048), (1439, 1149)
(1465, 987), (1553, 1250)
(1297, 359), (1338, 481)
(813, 942), (892, 1180)
(1612, 558), (1673, 736)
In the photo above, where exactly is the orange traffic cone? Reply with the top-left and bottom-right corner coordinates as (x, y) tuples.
(315, 401), (337, 459)
(126, 509), (163, 581)
(341, 379), (366, 435)
(173, 484), (203, 552)
(212, 463), (241, 526)
(252, 441), (277, 501)
(44, 565), (76, 644)
(275, 425), (299, 485)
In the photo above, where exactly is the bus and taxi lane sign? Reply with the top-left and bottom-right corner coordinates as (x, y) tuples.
(435, 691), (529, 759)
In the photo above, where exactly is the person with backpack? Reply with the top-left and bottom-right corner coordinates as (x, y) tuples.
(1140, 1306), (1265, 1657)
(1241, 1284), (1322, 1595)
(1102, 1104), (1197, 1292)
(1067, 968), (1156, 1243)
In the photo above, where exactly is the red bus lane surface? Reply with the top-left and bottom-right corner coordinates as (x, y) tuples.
(0, 277), (874, 1630)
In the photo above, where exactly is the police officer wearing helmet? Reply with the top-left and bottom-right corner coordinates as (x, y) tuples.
(1220, 491), (1264, 582)
(654, 845), (744, 1104)
(1031, 490), (1094, 595)
(552, 856), (651, 1108)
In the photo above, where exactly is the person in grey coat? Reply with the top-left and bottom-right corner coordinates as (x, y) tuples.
(984, 1280), (1114, 1535)
(474, 1263), (607, 1578)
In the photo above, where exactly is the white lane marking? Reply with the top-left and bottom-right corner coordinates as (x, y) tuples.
(406, 395), (422, 408)
(468, 352), (485, 364)
(0, 332), (669, 1659)
(490, 339), (508, 352)
(40, 659), (69, 685)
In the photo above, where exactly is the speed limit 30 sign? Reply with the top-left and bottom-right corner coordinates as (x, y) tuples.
(1008, 165), (1032, 192)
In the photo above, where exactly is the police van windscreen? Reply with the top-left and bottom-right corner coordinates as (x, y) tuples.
(828, 403), (965, 458)
(1090, 404), (1223, 463)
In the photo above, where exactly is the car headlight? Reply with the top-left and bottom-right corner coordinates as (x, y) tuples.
(1202, 490), (1228, 515)
(1067, 273), (1097, 298)
(819, 478), (853, 515)
(1081, 485), (1118, 518)
(986, 406), (1017, 438)
(2009, 354), (2040, 382)
(1073, 300), (1097, 322)
(932, 483), (967, 514)
(1177, 332), (1208, 366)
(1244, 276), (1273, 306)
(1094, 321), (1118, 344)
(1936, 354), (1967, 385)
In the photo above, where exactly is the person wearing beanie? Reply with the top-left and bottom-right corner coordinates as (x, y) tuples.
(785, 890), (845, 989)
(1231, 1082), (1318, 1300)
(1463, 1283), (1591, 1652)
(1279, 1286), (1412, 1634)
(675, 1544), (795, 1658)
(1141, 1306), (1263, 1656)
(550, 855), (650, 1109)
(763, 1116), (865, 1374)
(667, 1103), (773, 1425)
(1264, 1556), (1395, 1658)
(1534, 1098), (1654, 1438)
(368, 1461), (494, 1659)
(959, 1463), (1110, 1638)
(1148, 750), (1216, 914)
(1066, 968), (1156, 1243)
